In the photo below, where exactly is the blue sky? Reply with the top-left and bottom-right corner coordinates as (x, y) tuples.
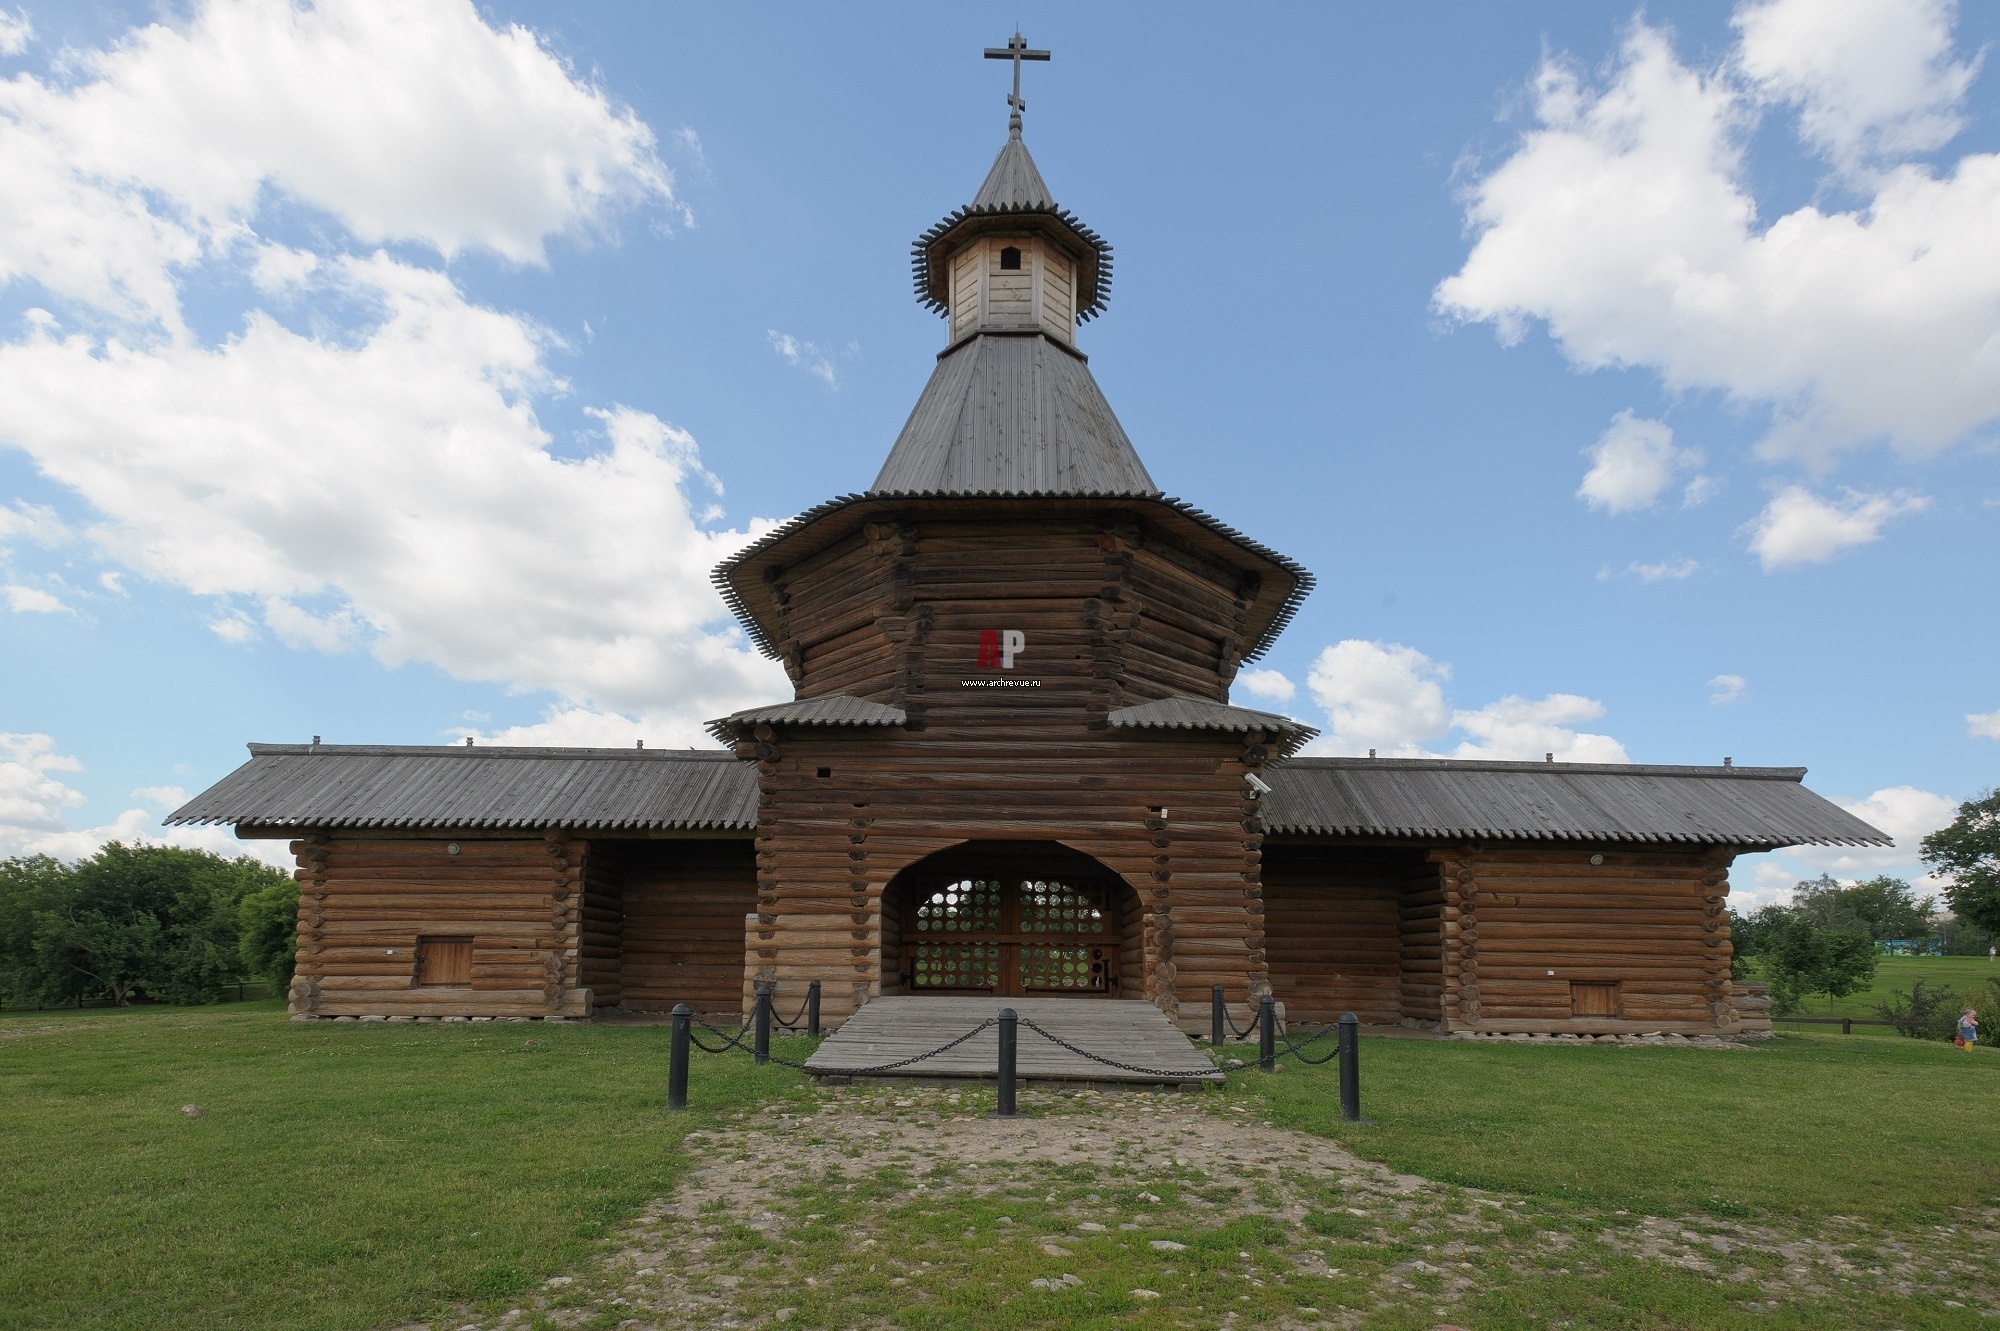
(0, 1), (1994, 902)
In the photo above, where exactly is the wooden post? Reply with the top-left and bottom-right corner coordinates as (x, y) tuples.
(807, 980), (822, 1036)
(754, 985), (771, 1065)
(1338, 1012), (1362, 1122)
(995, 1007), (1018, 1118)
(669, 1004), (691, 1110)
(1211, 984), (1225, 1046)
(1258, 994), (1276, 1072)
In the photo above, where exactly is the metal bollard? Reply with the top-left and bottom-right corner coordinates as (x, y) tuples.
(1258, 994), (1276, 1072)
(1212, 984), (1226, 1046)
(1337, 1011), (1362, 1122)
(996, 1007), (1019, 1118)
(754, 985), (771, 1065)
(668, 1004), (691, 1111)
(807, 979), (822, 1037)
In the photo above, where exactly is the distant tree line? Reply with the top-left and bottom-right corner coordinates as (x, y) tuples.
(1728, 789), (2000, 1023)
(0, 844), (297, 1008)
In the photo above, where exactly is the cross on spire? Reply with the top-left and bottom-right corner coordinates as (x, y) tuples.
(983, 30), (1050, 136)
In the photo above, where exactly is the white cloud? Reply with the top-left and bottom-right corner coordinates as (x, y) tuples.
(1302, 639), (1627, 761)
(1709, 673), (1749, 705)
(0, 8), (788, 750)
(1733, 782), (1959, 907)
(0, 255), (786, 740)
(1734, 0), (1977, 171)
(0, 499), (68, 546)
(1305, 640), (1452, 757)
(0, 10), (28, 58)
(1968, 709), (2000, 740)
(0, 733), (289, 866)
(1449, 694), (1630, 764)
(767, 330), (846, 388)
(1235, 668), (1296, 704)
(1437, 3), (2000, 465)
(0, 0), (673, 331)
(1744, 485), (1928, 569)
(3, 581), (65, 613)
(1630, 557), (1700, 582)
(1577, 411), (1707, 514)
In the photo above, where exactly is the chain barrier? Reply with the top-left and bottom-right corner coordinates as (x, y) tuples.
(1223, 1004), (1260, 1040)
(1267, 1020), (1342, 1066)
(769, 993), (814, 1031)
(692, 1016), (817, 1070)
(1016, 1016), (1219, 1081)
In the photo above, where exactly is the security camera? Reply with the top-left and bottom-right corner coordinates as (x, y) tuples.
(1244, 771), (1272, 797)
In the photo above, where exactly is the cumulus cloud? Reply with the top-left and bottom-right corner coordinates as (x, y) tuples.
(0, 2), (787, 748)
(1744, 485), (1929, 568)
(1612, 557), (1701, 582)
(1235, 668), (1296, 705)
(767, 330), (847, 388)
(1733, 782), (1959, 907)
(1968, 708), (2000, 740)
(1734, 0), (1978, 171)
(1302, 639), (1627, 761)
(1577, 412), (1707, 514)
(1709, 673), (1749, 705)
(3, 582), (64, 613)
(0, 733), (286, 866)
(0, 0), (673, 330)
(0, 10), (28, 59)
(1437, 0), (2000, 466)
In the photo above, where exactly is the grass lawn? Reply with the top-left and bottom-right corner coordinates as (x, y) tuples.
(1748, 954), (2000, 1038)
(4, 1003), (1998, 1330)
(0, 1003), (807, 1331)
(1258, 1030), (2000, 1220)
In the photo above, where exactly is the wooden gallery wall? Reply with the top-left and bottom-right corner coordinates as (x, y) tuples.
(1258, 842), (1738, 1034)
(285, 831), (758, 1020)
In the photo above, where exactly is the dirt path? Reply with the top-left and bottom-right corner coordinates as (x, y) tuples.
(420, 1081), (2000, 1330)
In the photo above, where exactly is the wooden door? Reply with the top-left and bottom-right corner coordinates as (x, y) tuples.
(900, 876), (1118, 997)
(1570, 981), (1621, 1018)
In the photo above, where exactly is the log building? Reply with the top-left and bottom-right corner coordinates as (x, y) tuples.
(169, 80), (1885, 1039)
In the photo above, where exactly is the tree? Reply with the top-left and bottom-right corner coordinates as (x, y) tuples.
(1799, 874), (1936, 942)
(0, 856), (67, 1004)
(237, 876), (300, 991)
(1923, 789), (2000, 937)
(1760, 914), (1877, 1016)
(12, 844), (290, 1006)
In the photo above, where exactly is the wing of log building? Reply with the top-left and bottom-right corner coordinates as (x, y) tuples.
(170, 71), (1889, 1039)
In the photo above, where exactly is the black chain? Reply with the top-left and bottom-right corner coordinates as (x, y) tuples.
(691, 1017), (816, 1070)
(769, 994), (813, 1031)
(821, 1018), (1001, 1076)
(1016, 1016), (1218, 1081)
(1223, 1004), (1260, 1040)
(1268, 1021), (1342, 1066)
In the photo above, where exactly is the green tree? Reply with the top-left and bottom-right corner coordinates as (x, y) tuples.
(0, 855), (68, 1004)
(1760, 914), (1877, 1016)
(237, 875), (300, 991)
(25, 844), (289, 1005)
(1799, 874), (1936, 942)
(1923, 789), (2000, 937)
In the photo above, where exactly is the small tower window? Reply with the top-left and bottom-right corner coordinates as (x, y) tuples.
(999, 246), (1022, 271)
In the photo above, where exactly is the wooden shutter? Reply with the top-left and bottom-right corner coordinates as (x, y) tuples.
(418, 936), (473, 986)
(1570, 981), (1621, 1018)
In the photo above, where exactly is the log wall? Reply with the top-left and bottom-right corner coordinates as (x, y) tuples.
(1261, 846), (1436, 1025)
(1433, 846), (1738, 1035)
(618, 840), (758, 1016)
(286, 831), (590, 1019)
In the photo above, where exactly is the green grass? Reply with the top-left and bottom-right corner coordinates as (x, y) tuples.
(0, 1003), (804, 1331)
(7, 1004), (2000, 1329)
(1256, 1030), (2000, 1220)
(1748, 954), (2000, 1038)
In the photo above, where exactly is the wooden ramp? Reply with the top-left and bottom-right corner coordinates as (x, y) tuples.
(804, 997), (1222, 1085)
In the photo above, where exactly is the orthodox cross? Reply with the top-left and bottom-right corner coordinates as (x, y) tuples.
(984, 31), (1050, 129)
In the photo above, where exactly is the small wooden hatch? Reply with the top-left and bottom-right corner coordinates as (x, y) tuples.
(417, 936), (473, 987)
(1570, 981), (1622, 1018)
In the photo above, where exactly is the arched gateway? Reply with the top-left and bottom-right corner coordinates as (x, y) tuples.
(168, 37), (1886, 1040)
(884, 842), (1142, 999)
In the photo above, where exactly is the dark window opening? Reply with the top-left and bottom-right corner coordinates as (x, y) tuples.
(816, 767), (832, 779)
(999, 246), (1022, 271)
(417, 936), (473, 986)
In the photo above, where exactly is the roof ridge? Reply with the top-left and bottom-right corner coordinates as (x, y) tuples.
(1276, 756), (1808, 780)
(243, 743), (738, 760)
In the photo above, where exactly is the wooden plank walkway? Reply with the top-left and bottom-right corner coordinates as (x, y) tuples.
(804, 997), (1223, 1084)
